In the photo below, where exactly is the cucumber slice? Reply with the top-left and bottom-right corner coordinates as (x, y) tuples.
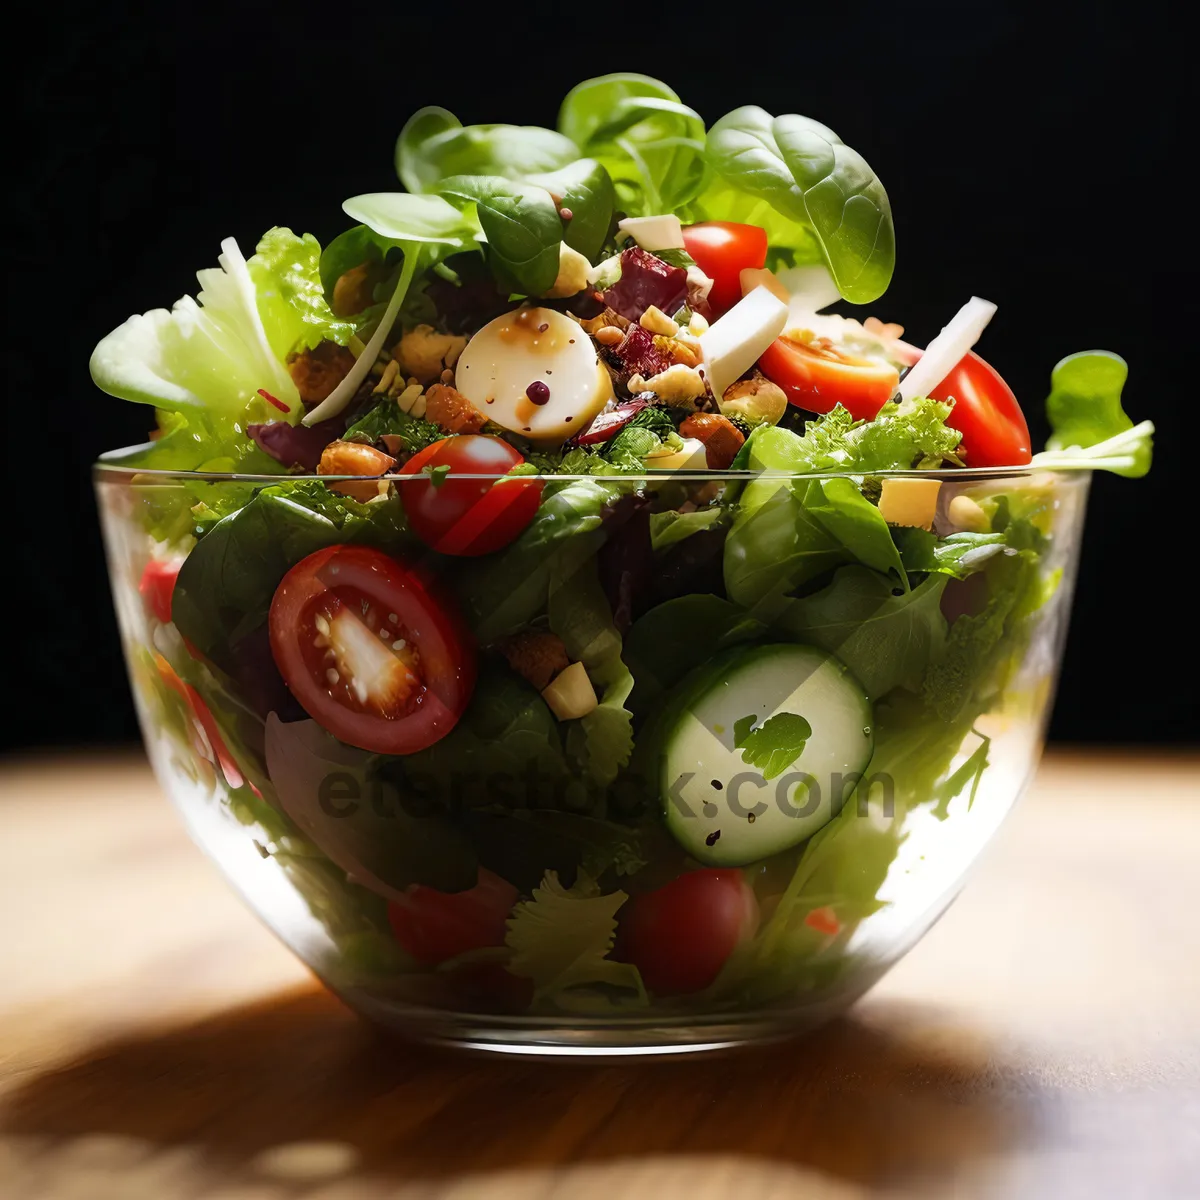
(659, 644), (873, 867)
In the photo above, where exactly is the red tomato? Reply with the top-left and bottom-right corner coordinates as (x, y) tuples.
(621, 869), (759, 995)
(154, 655), (244, 789)
(758, 334), (900, 420)
(681, 222), (768, 314)
(139, 559), (181, 624)
(388, 868), (518, 965)
(923, 350), (1032, 467)
(397, 436), (542, 557)
(268, 545), (474, 754)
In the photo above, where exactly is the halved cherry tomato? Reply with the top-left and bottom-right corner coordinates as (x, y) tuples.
(620, 869), (759, 995)
(154, 655), (244, 789)
(397, 435), (542, 557)
(681, 222), (768, 314)
(139, 559), (181, 624)
(268, 545), (474, 754)
(388, 868), (518, 965)
(758, 333), (900, 420)
(908, 348), (1032, 467)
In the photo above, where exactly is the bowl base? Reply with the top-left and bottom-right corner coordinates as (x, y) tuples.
(334, 974), (882, 1059)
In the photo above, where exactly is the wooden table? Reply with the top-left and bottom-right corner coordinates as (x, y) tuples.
(1, 750), (1196, 1198)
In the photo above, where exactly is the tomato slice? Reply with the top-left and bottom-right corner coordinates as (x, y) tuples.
(681, 222), (768, 314)
(758, 333), (900, 420)
(398, 435), (542, 557)
(620, 869), (759, 995)
(388, 868), (518, 965)
(139, 559), (181, 624)
(922, 350), (1032, 467)
(268, 545), (474, 754)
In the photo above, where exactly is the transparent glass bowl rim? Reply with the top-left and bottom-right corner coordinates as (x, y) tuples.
(95, 444), (1090, 487)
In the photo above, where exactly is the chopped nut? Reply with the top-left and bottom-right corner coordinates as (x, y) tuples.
(439, 367), (455, 384)
(288, 343), (357, 406)
(638, 363), (708, 407)
(948, 494), (990, 532)
(498, 631), (570, 691)
(593, 325), (625, 346)
(576, 308), (629, 336)
(680, 412), (746, 469)
(411, 394), (427, 418)
(332, 263), (375, 317)
(639, 305), (679, 337)
(687, 311), (710, 336)
(543, 243), (591, 298)
(397, 383), (423, 414)
(720, 371), (788, 426)
(372, 359), (400, 394)
(864, 316), (905, 341)
(379, 434), (405, 458)
(654, 335), (701, 368)
(317, 440), (397, 503)
(424, 383), (486, 433)
(392, 325), (469, 385)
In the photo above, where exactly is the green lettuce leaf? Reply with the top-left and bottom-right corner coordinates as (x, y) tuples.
(505, 871), (646, 1011)
(90, 235), (301, 418)
(248, 228), (356, 356)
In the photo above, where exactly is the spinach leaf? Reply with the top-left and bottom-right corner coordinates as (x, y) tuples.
(265, 715), (479, 894)
(172, 483), (412, 673)
(343, 399), (444, 454)
(452, 479), (617, 643)
(724, 476), (905, 613)
(623, 595), (767, 718)
(706, 106), (895, 303)
(396, 106), (578, 195)
(775, 566), (949, 699)
(558, 73), (706, 214)
(649, 507), (725, 551)
(436, 175), (563, 295)
(526, 158), (616, 261)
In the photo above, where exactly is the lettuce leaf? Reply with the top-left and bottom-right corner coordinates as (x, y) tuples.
(505, 871), (646, 1011)
(91, 235), (301, 419)
(248, 228), (356, 356)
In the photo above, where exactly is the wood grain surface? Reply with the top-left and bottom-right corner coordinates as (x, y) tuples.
(1, 750), (1197, 1198)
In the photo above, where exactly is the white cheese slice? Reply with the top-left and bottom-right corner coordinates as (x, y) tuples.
(699, 285), (790, 397)
(644, 437), (708, 471)
(454, 307), (614, 443)
(617, 214), (685, 252)
(879, 478), (943, 530)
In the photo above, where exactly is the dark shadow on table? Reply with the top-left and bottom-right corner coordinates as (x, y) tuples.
(1, 983), (1034, 1190)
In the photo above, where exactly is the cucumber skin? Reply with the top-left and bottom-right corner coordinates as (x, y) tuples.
(655, 643), (874, 867)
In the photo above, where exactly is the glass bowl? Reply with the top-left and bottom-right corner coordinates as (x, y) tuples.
(95, 454), (1089, 1055)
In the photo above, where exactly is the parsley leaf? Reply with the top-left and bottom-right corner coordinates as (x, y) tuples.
(734, 712), (813, 781)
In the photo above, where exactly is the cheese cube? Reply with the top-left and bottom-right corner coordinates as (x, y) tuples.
(879, 479), (943, 530)
(699, 286), (790, 397)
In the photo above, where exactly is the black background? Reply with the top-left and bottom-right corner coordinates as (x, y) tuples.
(12, 1), (1193, 753)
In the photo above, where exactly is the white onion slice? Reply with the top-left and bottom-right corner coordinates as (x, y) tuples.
(898, 296), (997, 402)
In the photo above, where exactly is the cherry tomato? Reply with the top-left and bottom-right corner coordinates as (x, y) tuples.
(758, 334), (900, 420)
(268, 545), (474, 754)
(924, 350), (1032, 467)
(388, 868), (518, 965)
(397, 435), (542, 557)
(681, 222), (768, 314)
(139, 559), (181, 624)
(620, 869), (759, 995)
(154, 655), (244, 789)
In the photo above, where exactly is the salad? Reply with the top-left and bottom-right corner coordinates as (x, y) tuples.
(93, 74), (1152, 1019)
